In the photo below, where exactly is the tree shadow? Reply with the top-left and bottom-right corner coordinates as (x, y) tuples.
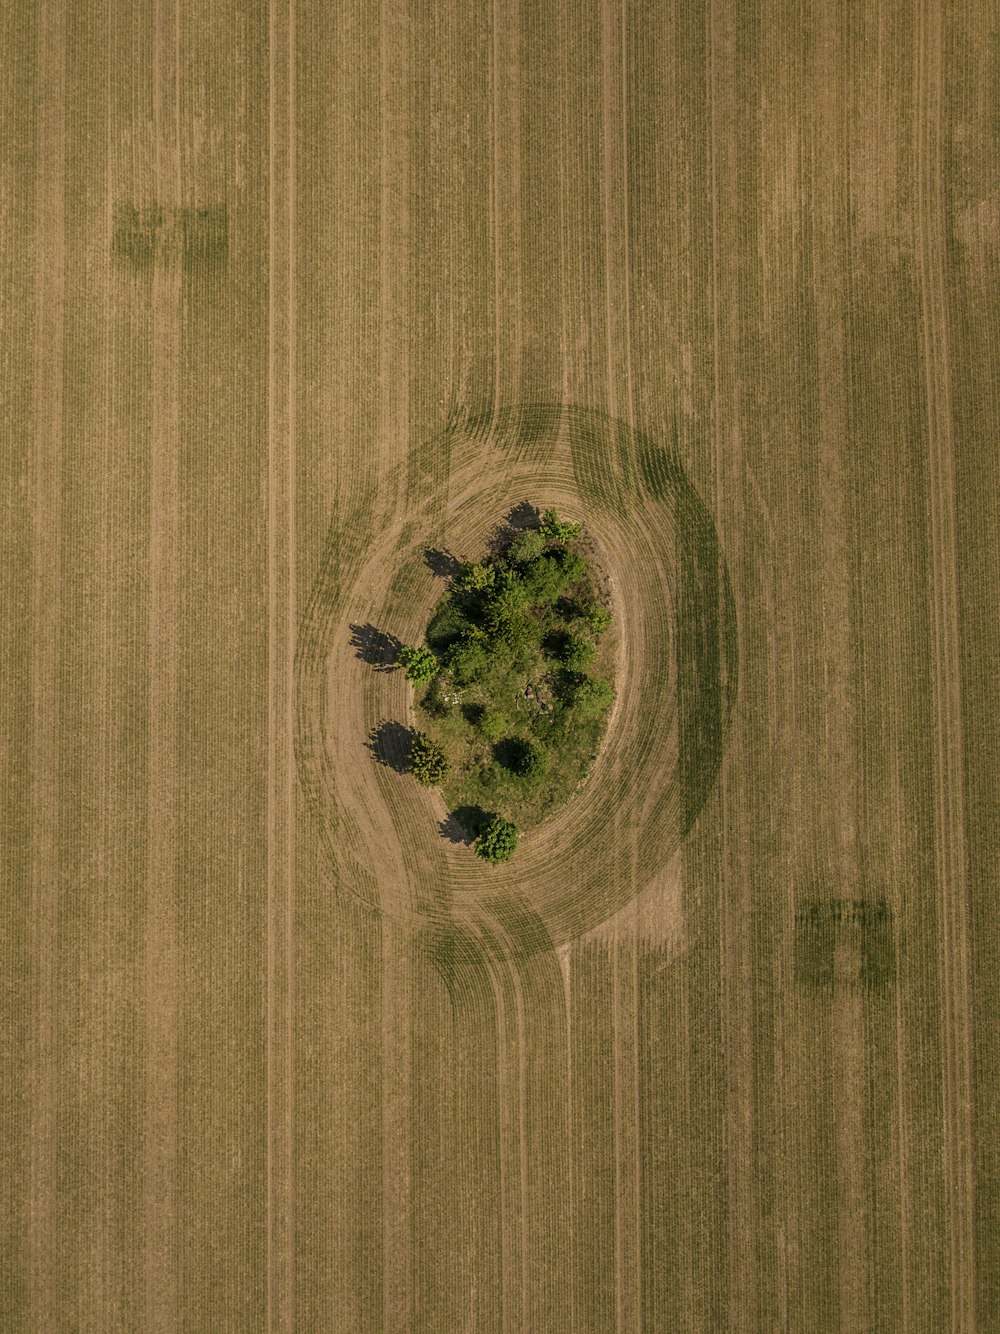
(366, 721), (416, 774)
(424, 547), (463, 579)
(439, 804), (490, 845)
(506, 500), (540, 532)
(492, 737), (532, 773)
(486, 500), (541, 556)
(349, 623), (402, 670)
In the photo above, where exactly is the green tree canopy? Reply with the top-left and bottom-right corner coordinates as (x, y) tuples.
(475, 815), (518, 864)
(540, 508), (581, 542)
(397, 643), (438, 683)
(556, 548), (588, 583)
(561, 633), (596, 674)
(520, 554), (568, 605)
(455, 560), (496, 592)
(408, 732), (450, 786)
(446, 633), (490, 685)
(507, 528), (546, 564)
(484, 572), (533, 647)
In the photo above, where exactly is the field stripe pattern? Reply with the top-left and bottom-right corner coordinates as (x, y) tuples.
(2, 0), (998, 1331)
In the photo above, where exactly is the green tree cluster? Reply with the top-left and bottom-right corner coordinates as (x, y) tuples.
(383, 503), (615, 864)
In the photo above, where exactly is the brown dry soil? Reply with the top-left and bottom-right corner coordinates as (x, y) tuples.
(3, 0), (998, 1331)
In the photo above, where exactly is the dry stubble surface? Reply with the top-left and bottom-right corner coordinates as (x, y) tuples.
(2, 0), (998, 1330)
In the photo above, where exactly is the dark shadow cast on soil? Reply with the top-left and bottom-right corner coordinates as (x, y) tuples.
(350, 623), (403, 669)
(424, 548), (463, 579)
(486, 500), (541, 556)
(367, 720), (415, 774)
(439, 804), (490, 845)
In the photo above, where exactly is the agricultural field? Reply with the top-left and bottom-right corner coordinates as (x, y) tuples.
(2, 0), (997, 1330)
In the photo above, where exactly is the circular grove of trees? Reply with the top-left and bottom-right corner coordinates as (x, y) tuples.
(390, 506), (615, 865)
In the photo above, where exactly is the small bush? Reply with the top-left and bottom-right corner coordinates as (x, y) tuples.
(539, 508), (581, 542)
(397, 643), (438, 683)
(475, 815), (518, 864)
(582, 603), (612, 635)
(517, 741), (548, 782)
(479, 709), (506, 742)
(420, 676), (454, 717)
(447, 634), (490, 685)
(409, 732), (450, 785)
(495, 736), (546, 779)
(571, 675), (615, 718)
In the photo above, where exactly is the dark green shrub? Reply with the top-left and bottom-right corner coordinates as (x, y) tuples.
(494, 736), (546, 779)
(408, 732), (450, 785)
(426, 597), (472, 651)
(561, 633), (596, 673)
(475, 815), (518, 864)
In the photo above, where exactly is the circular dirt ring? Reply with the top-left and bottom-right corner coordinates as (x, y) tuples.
(295, 404), (737, 954)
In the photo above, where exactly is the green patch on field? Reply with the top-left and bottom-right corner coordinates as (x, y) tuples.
(111, 202), (228, 268)
(794, 899), (896, 992)
(409, 509), (615, 839)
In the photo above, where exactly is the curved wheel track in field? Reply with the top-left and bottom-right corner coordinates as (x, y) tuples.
(295, 404), (736, 957)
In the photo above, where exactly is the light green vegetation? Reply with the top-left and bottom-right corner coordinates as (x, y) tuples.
(397, 643), (438, 684)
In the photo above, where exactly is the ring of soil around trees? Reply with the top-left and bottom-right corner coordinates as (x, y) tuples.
(295, 403), (737, 955)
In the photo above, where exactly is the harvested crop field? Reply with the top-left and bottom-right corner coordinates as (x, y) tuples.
(3, 0), (998, 1330)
